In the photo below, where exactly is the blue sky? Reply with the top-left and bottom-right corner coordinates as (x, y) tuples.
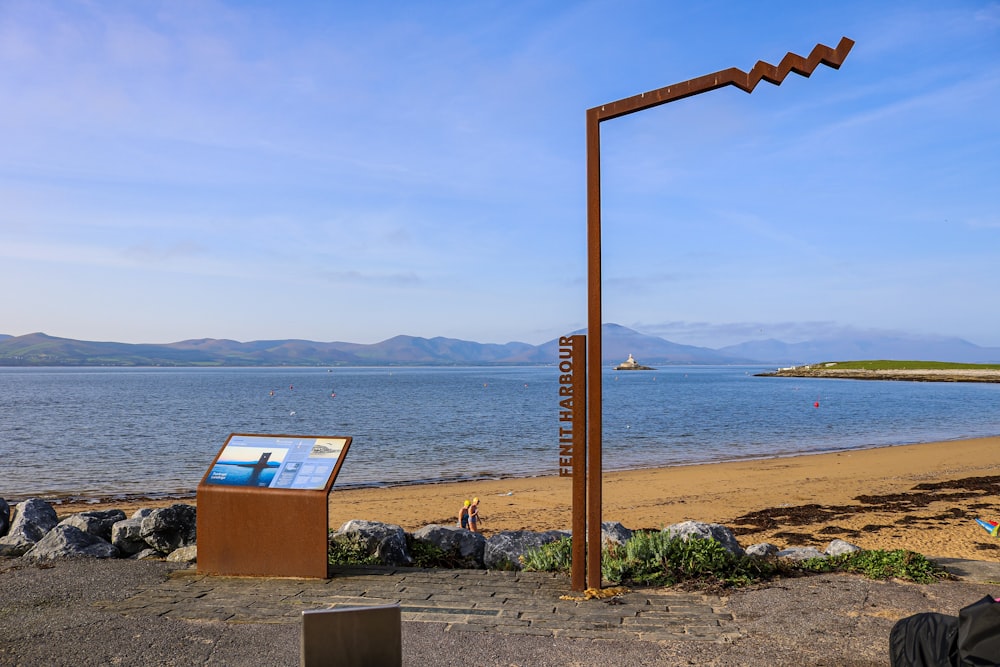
(2, 1), (998, 348)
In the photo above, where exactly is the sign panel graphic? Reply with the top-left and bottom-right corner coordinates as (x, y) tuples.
(205, 434), (350, 490)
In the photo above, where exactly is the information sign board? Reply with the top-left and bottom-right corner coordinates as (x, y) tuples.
(197, 433), (352, 578)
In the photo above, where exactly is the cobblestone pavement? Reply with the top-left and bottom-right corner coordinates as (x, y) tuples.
(97, 565), (741, 643)
(7, 558), (1000, 666)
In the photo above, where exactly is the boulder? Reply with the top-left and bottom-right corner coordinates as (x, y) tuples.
(411, 525), (486, 569)
(0, 498), (59, 557)
(484, 530), (570, 571)
(777, 546), (826, 561)
(140, 504), (196, 554)
(745, 542), (780, 558)
(59, 509), (126, 542)
(23, 524), (119, 562)
(331, 520), (412, 566)
(166, 545), (198, 564)
(132, 548), (165, 560)
(0, 498), (9, 537)
(111, 516), (150, 556)
(825, 538), (862, 556)
(601, 521), (633, 545)
(663, 520), (745, 556)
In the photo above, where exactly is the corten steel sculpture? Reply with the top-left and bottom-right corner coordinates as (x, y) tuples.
(578, 37), (854, 590)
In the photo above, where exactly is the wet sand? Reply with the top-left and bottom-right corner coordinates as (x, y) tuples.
(54, 437), (1000, 561)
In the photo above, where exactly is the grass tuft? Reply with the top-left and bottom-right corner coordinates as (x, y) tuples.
(327, 536), (381, 566)
(797, 549), (949, 583)
(522, 535), (949, 589)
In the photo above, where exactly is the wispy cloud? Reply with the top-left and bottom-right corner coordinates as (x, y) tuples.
(318, 269), (422, 287)
(967, 217), (1000, 230)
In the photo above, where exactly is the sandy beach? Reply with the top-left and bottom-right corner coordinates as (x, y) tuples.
(54, 436), (1000, 561)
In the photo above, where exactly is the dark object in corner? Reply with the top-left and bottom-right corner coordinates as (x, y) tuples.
(889, 595), (1000, 666)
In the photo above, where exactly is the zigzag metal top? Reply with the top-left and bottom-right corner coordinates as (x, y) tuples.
(591, 36), (854, 122)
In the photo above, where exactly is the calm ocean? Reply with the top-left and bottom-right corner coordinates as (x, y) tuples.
(3, 365), (1000, 502)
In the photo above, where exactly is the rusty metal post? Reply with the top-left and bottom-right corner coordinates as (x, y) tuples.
(558, 335), (588, 591)
(585, 109), (603, 590)
(571, 335), (588, 591)
(583, 38), (853, 590)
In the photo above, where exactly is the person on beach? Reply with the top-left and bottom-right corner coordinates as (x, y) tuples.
(459, 499), (471, 529)
(469, 497), (481, 532)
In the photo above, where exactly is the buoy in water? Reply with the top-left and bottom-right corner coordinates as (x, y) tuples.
(814, 401), (820, 408)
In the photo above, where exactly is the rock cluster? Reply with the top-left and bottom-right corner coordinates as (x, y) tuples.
(0, 498), (197, 563)
(0, 496), (862, 571)
(330, 518), (862, 570)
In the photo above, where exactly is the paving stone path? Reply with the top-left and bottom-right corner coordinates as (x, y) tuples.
(99, 565), (741, 643)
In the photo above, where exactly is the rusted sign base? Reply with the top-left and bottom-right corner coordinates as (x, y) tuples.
(197, 484), (330, 578)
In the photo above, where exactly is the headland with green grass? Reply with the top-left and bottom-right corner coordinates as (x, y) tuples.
(758, 360), (1000, 382)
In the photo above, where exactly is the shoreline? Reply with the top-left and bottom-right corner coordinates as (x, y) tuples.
(43, 436), (1000, 561)
(26, 435), (996, 506)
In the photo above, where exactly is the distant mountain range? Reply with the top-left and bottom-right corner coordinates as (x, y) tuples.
(1, 325), (999, 367)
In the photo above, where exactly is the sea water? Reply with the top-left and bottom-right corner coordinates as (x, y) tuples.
(2, 365), (999, 501)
